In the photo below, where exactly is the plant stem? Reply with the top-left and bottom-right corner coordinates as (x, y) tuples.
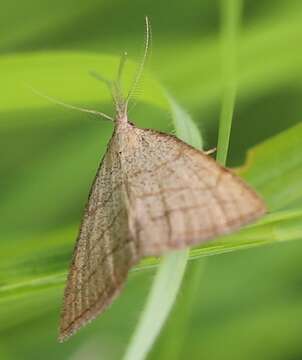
(123, 250), (189, 360)
(122, 96), (202, 360)
(157, 259), (206, 360)
(216, 0), (242, 165)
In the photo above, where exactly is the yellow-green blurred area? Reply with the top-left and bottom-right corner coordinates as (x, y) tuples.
(1, 1), (302, 359)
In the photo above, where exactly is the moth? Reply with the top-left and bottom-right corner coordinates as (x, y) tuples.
(58, 19), (266, 342)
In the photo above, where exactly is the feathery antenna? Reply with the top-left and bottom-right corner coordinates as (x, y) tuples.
(125, 16), (151, 109)
(117, 52), (128, 88)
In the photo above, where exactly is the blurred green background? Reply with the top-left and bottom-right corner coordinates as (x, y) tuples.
(1, 0), (302, 359)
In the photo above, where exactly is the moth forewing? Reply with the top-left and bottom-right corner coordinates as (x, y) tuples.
(59, 125), (139, 342)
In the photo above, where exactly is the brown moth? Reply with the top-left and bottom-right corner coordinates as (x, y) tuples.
(58, 20), (266, 342)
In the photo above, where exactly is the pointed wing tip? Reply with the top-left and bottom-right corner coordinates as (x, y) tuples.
(58, 325), (74, 343)
(57, 313), (91, 343)
(238, 195), (268, 232)
(255, 193), (268, 217)
(58, 321), (84, 343)
(57, 311), (85, 343)
(57, 281), (130, 343)
(58, 335), (66, 343)
(253, 205), (268, 223)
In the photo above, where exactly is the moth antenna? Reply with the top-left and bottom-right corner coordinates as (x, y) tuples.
(91, 61), (126, 119)
(117, 51), (127, 89)
(127, 99), (138, 115)
(126, 85), (145, 115)
(125, 16), (151, 110)
(115, 52), (128, 116)
(89, 71), (113, 91)
(28, 85), (114, 122)
(89, 70), (118, 107)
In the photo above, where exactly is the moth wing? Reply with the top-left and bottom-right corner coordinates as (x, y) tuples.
(59, 136), (138, 342)
(127, 128), (266, 256)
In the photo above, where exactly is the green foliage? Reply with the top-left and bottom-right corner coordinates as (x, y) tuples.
(0, 1), (302, 359)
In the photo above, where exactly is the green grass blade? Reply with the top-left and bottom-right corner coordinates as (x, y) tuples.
(216, 0), (242, 165)
(156, 259), (207, 359)
(123, 94), (204, 360)
(123, 250), (189, 360)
